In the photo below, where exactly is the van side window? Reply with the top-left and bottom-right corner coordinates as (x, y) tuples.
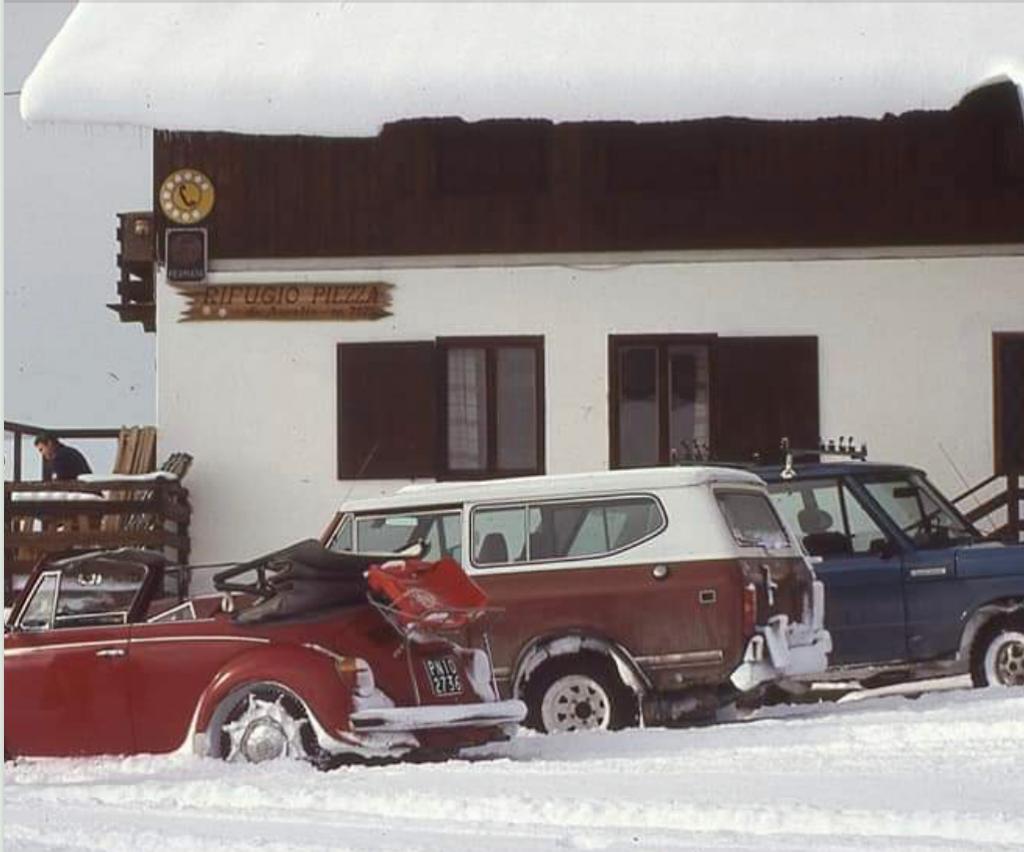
(354, 511), (462, 561)
(528, 498), (665, 560)
(716, 491), (790, 550)
(473, 496), (665, 567)
(329, 515), (353, 552)
(473, 507), (528, 566)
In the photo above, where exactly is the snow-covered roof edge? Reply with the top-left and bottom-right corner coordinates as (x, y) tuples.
(21, 3), (1024, 139)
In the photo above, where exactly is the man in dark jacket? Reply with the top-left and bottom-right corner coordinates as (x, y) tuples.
(34, 433), (93, 480)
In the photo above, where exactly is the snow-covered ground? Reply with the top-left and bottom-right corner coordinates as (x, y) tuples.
(4, 686), (1021, 852)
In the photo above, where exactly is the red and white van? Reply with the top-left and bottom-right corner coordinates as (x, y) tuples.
(323, 466), (831, 733)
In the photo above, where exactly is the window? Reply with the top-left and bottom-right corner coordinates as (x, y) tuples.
(18, 572), (58, 630)
(471, 495), (665, 568)
(147, 601), (197, 624)
(54, 561), (148, 627)
(442, 338), (544, 477)
(609, 335), (818, 467)
(716, 491), (790, 550)
(862, 475), (975, 549)
(350, 510), (462, 562)
(768, 479), (888, 558)
(331, 515), (354, 552)
(338, 338), (545, 480)
(473, 506), (528, 566)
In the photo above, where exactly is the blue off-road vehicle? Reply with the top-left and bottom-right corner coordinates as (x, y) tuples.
(756, 452), (1023, 690)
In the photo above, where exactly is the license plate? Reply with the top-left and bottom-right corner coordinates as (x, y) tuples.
(424, 656), (463, 696)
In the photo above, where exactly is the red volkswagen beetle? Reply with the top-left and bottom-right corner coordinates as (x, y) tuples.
(4, 540), (525, 765)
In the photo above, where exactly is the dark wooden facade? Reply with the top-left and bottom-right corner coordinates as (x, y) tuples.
(152, 81), (1024, 262)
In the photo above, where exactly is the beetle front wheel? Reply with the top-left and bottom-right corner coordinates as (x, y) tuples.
(213, 685), (321, 763)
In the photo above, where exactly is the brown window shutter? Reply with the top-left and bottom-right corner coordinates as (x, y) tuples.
(337, 342), (437, 479)
(712, 337), (819, 463)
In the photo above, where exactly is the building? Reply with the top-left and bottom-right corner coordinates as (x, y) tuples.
(21, 5), (1024, 562)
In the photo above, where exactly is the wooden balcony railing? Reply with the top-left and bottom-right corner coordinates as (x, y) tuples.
(951, 469), (1022, 543)
(4, 477), (191, 604)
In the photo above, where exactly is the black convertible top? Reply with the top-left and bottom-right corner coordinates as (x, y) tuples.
(213, 539), (390, 624)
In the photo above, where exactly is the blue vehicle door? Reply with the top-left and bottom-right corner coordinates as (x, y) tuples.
(858, 476), (972, 661)
(769, 477), (908, 666)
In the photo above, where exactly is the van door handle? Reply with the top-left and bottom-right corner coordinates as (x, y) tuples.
(699, 589), (717, 605)
(95, 648), (126, 658)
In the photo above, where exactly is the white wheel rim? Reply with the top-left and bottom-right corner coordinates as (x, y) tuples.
(222, 694), (310, 763)
(983, 630), (1024, 688)
(540, 674), (612, 733)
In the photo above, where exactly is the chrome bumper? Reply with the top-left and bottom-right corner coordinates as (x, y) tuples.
(730, 580), (833, 692)
(349, 699), (526, 732)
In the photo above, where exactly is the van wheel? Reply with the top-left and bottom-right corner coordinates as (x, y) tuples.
(211, 684), (323, 764)
(525, 654), (637, 734)
(971, 616), (1024, 688)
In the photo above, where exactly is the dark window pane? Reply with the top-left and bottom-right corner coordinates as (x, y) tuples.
(668, 344), (710, 455)
(496, 347), (537, 470)
(447, 348), (488, 471)
(619, 346), (659, 467)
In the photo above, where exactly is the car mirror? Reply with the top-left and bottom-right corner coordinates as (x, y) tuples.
(869, 538), (898, 559)
(892, 486), (919, 499)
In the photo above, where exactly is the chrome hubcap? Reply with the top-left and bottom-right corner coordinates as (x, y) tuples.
(987, 632), (1024, 687)
(540, 674), (611, 733)
(222, 694), (309, 763)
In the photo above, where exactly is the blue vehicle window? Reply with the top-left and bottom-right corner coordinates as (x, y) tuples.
(768, 479), (887, 558)
(862, 475), (975, 549)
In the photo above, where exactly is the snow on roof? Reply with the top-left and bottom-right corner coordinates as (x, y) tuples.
(21, 3), (1024, 138)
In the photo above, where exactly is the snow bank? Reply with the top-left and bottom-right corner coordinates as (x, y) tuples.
(5, 687), (1023, 851)
(21, 2), (1024, 137)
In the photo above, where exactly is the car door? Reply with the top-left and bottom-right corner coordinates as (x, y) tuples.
(128, 608), (271, 754)
(769, 477), (908, 667)
(858, 476), (966, 661)
(4, 571), (135, 757)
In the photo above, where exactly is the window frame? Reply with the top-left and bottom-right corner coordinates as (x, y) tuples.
(438, 336), (546, 480)
(468, 492), (668, 570)
(608, 333), (716, 469)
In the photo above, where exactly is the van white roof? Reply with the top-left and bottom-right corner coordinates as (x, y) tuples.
(339, 466), (764, 513)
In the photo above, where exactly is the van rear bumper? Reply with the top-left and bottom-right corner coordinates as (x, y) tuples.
(730, 580), (833, 692)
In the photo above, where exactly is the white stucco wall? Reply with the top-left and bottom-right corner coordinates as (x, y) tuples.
(156, 251), (1024, 564)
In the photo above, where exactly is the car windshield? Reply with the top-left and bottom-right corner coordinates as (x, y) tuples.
(860, 473), (979, 549)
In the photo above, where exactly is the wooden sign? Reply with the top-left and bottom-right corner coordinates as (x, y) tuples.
(177, 283), (393, 321)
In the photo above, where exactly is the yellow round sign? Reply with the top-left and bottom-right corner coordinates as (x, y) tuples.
(159, 169), (215, 224)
